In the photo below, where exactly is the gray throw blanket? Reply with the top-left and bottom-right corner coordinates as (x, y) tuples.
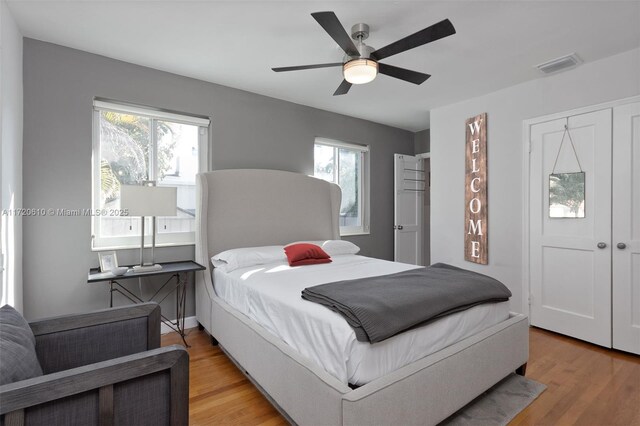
(301, 263), (511, 343)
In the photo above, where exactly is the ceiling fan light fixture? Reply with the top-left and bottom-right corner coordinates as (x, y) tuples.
(343, 59), (378, 84)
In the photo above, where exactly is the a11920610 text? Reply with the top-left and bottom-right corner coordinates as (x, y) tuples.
(1, 208), (129, 217)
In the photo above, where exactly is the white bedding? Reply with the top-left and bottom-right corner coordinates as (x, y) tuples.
(213, 255), (510, 385)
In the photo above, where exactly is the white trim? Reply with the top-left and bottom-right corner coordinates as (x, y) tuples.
(522, 95), (640, 127)
(416, 152), (431, 159)
(91, 235), (195, 251)
(340, 230), (371, 237)
(315, 137), (370, 152)
(362, 147), (371, 234)
(198, 127), (211, 174)
(521, 119), (531, 322)
(94, 100), (210, 127)
(521, 95), (640, 319)
(91, 109), (101, 248)
(161, 315), (199, 334)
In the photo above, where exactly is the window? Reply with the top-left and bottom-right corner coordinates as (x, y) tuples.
(92, 100), (210, 249)
(314, 138), (370, 235)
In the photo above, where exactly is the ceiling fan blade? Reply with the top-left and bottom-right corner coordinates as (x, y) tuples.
(333, 80), (352, 96)
(311, 11), (360, 57)
(378, 63), (431, 85)
(272, 62), (343, 72)
(371, 19), (456, 61)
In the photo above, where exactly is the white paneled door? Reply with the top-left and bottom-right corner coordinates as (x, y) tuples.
(394, 154), (424, 265)
(529, 110), (612, 347)
(612, 102), (640, 354)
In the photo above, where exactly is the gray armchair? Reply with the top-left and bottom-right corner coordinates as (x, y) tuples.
(0, 303), (188, 426)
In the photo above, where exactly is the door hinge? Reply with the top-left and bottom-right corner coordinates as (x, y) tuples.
(528, 293), (533, 305)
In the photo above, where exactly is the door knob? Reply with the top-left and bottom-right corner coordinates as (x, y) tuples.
(597, 242), (607, 249)
(397, 225), (404, 230)
(617, 242), (627, 249)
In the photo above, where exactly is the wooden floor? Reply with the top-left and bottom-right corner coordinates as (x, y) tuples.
(162, 327), (640, 425)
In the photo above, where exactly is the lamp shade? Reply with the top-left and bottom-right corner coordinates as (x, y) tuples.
(121, 185), (177, 217)
(343, 59), (378, 84)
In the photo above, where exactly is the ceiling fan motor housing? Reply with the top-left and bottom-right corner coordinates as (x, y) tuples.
(346, 23), (375, 61)
(344, 44), (375, 62)
(351, 23), (370, 41)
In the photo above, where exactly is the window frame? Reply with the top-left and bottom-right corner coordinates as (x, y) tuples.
(91, 100), (210, 251)
(314, 137), (370, 236)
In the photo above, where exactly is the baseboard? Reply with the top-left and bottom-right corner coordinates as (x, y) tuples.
(161, 315), (198, 334)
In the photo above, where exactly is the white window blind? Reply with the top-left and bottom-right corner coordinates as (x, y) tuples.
(315, 137), (369, 152)
(94, 99), (210, 127)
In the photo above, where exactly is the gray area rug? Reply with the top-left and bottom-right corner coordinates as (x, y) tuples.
(439, 373), (546, 426)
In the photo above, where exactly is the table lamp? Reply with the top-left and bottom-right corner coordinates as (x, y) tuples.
(121, 183), (177, 272)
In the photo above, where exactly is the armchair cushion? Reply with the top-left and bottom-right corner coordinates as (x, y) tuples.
(29, 303), (161, 374)
(0, 305), (43, 385)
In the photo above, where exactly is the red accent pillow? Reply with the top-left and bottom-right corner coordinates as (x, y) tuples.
(284, 243), (332, 267)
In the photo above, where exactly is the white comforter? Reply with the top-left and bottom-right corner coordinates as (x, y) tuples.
(214, 255), (509, 385)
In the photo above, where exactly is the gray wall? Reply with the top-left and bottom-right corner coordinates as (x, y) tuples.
(0, 0), (24, 312)
(414, 129), (430, 154)
(22, 39), (414, 319)
(430, 47), (640, 314)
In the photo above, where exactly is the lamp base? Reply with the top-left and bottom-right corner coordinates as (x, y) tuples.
(132, 264), (163, 273)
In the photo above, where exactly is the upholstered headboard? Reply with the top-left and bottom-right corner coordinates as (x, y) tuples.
(194, 169), (341, 312)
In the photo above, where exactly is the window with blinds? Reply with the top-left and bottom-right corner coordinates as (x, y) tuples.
(92, 99), (210, 249)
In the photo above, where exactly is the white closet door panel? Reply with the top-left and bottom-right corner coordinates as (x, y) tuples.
(529, 109), (612, 347)
(612, 101), (640, 354)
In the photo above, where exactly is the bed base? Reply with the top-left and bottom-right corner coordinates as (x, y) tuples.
(220, 344), (300, 426)
(199, 290), (529, 426)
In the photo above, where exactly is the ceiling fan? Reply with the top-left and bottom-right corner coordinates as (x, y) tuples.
(272, 12), (456, 96)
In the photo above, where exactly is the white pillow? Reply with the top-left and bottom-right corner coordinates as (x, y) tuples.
(321, 240), (360, 256)
(285, 240), (360, 256)
(211, 245), (286, 273)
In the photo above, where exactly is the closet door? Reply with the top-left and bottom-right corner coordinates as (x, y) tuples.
(612, 101), (640, 354)
(529, 110), (612, 347)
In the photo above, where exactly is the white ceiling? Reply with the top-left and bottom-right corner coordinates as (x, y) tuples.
(7, 0), (640, 131)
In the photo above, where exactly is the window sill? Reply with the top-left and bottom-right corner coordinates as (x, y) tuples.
(340, 230), (371, 237)
(91, 241), (195, 252)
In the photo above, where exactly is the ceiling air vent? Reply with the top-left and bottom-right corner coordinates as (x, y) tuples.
(535, 53), (582, 75)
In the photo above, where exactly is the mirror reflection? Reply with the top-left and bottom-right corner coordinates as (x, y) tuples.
(549, 172), (585, 218)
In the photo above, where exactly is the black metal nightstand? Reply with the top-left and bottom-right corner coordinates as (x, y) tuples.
(88, 260), (205, 346)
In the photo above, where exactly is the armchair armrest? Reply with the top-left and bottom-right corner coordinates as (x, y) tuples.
(30, 303), (161, 374)
(0, 346), (188, 426)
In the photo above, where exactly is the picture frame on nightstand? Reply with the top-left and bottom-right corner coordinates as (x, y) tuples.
(98, 251), (118, 272)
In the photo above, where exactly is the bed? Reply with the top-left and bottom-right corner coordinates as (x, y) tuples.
(195, 169), (529, 425)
